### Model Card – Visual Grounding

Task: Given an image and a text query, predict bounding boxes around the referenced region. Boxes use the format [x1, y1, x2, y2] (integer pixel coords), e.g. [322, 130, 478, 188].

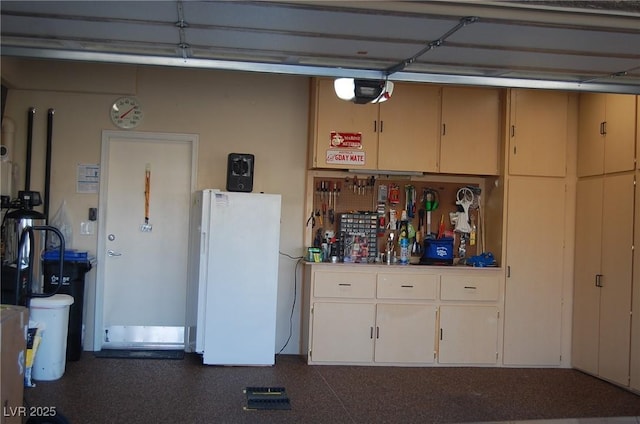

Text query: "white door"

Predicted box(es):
[95, 131, 197, 350]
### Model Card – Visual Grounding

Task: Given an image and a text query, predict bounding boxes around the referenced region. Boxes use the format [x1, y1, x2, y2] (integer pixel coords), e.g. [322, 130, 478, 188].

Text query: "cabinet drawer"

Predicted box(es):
[376, 273, 438, 300]
[313, 271, 376, 298]
[440, 274, 500, 301]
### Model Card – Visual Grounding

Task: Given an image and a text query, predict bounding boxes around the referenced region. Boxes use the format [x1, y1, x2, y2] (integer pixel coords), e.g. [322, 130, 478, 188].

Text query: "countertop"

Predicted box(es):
[303, 261, 502, 271]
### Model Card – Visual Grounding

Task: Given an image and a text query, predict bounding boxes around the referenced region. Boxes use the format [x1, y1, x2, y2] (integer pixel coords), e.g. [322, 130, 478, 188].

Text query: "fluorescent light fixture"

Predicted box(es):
[334, 78, 394, 104]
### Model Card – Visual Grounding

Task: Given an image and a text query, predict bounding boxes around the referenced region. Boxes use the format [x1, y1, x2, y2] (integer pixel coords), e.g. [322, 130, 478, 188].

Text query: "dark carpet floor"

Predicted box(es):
[23, 353, 640, 424]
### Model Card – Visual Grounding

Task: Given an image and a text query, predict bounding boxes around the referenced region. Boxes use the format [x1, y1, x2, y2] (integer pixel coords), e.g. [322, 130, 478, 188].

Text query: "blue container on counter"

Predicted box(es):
[421, 237, 454, 265]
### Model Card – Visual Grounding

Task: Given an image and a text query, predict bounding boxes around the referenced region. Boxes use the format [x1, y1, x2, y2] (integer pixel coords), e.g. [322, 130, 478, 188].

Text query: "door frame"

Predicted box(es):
[93, 130, 198, 350]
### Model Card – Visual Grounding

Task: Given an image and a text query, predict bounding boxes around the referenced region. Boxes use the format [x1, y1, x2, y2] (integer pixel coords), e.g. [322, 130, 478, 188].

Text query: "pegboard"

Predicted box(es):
[310, 176, 484, 261]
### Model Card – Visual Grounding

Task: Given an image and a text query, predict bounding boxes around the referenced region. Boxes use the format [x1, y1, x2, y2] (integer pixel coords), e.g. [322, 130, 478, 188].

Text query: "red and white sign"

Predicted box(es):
[326, 150, 366, 166]
[330, 131, 362, 149]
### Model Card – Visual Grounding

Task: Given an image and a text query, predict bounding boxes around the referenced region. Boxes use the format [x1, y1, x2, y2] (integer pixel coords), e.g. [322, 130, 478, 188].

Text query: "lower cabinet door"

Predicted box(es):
[374, 304, 437, 364]
[310, 302, 375, 363]
[438, 305, 499, 364]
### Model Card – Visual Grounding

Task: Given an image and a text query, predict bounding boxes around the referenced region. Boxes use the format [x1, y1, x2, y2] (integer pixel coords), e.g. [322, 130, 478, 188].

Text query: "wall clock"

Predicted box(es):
[110, 97, 143, 129]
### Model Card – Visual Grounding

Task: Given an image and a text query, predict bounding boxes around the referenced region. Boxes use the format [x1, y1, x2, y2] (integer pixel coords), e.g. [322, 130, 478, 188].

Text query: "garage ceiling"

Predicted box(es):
[1, 1, 640, 93]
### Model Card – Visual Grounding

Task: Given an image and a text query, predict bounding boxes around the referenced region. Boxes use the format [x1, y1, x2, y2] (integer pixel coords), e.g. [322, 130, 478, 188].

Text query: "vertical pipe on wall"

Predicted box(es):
[44, 109, 54, 220]
[25, 107, 35, 191]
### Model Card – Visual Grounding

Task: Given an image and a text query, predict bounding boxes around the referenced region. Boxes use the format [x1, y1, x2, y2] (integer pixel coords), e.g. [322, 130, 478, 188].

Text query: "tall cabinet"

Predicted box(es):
[572, 93, 637, 389]
[502, 89, 571, 366]
[633, 100, 640, 392]
[632, 165, 640, 392]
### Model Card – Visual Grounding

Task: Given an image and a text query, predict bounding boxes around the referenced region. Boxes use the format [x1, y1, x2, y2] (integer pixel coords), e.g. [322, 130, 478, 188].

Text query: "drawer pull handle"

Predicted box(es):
[464, 286, 477, 289]
[376, 326, 380, 339]
[401, 285, 414, 288]
[338, 283, 352, 286]
[370, 327, 374, 339]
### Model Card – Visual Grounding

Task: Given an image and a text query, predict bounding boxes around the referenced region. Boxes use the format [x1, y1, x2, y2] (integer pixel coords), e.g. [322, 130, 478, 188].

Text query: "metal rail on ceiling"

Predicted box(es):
[2, 46, 639, 94]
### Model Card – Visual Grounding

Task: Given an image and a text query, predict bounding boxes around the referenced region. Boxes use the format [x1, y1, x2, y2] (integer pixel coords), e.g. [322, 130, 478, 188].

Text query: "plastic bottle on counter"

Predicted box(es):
[399, 237, 409, 264]
[398, 217, 410, 265]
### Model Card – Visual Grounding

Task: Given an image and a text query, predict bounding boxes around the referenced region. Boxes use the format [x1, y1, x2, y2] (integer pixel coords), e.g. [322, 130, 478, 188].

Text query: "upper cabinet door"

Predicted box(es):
[508, 89, 568, 177]
[577, 93, 636, 177]
[377, 83, 440, 172]
[577, 93, 606, 177]
[603, 94, 636, 174]
[439, 86, 502, 175]
[309, 78, 379, 169]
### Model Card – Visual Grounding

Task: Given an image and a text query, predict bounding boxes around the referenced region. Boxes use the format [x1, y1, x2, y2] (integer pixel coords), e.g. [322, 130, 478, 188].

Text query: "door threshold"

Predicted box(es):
[103, 325, 184, 350]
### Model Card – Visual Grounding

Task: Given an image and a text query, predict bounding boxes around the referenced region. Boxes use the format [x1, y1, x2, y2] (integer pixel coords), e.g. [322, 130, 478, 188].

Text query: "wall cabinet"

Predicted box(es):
[572, 173, 634, 387]
[303, 264, 502, 366]
[439, 86, 501, 175]
[308, 78, 440, 172]
[508, 89, 569, 177]
[577, 93, 636, 177]
[503, 176, 566, 366]
[308, 79, 502, 175]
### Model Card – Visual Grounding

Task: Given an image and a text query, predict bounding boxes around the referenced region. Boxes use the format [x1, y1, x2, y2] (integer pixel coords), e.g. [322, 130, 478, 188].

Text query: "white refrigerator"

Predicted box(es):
[186, 189, 281, 365]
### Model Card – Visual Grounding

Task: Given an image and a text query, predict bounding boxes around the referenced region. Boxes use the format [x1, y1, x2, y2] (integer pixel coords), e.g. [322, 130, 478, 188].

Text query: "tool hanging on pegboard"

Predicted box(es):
[423, 188, 439, 239]
[388, 183, 400, 205]
[405, 185, 416, 218]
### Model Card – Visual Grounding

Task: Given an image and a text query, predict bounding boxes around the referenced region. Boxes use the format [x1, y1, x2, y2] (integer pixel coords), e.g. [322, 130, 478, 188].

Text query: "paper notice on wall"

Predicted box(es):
[77, 164, 100, 193]
[325, 150, 366, 166]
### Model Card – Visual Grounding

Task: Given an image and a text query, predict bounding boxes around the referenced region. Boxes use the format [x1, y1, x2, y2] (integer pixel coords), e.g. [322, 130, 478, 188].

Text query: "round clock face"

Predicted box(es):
[110, 97, 143, 129]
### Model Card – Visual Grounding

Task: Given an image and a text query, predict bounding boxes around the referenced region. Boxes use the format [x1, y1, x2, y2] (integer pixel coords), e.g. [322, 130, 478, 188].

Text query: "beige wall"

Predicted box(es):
[2, 58, 309, 353]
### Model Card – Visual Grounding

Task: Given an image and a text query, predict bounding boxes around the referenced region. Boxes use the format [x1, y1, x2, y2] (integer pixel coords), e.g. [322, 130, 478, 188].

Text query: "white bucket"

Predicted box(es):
[30, 294, 74, 381]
